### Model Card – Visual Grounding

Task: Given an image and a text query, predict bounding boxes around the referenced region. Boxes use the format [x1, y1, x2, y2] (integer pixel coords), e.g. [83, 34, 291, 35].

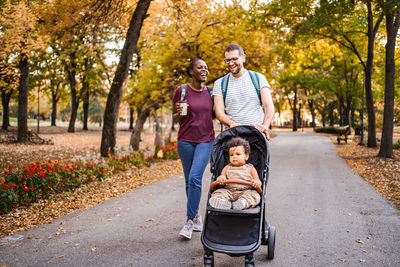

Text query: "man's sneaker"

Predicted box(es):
[232, 198, 247, 210]
[179, 220, 194, 239]
[193, 213, 203, 232]
[209, 197, 232, 209]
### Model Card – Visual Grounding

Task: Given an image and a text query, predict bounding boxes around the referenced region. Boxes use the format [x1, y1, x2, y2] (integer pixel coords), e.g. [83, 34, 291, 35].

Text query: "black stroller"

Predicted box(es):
[201, 125, 276, 266]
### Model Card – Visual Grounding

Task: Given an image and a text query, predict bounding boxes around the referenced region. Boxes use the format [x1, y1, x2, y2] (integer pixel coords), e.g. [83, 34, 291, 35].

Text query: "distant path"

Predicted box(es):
[1, 130, 399, 266]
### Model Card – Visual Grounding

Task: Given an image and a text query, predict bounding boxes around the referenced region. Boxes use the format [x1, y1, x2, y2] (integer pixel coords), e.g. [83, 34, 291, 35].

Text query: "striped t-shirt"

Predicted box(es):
[213, 69, 270, 126]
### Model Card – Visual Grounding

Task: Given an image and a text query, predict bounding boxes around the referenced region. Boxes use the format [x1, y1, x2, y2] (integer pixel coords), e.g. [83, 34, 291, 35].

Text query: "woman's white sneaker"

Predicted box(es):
[193, 214, 203, 232]
[179, 220, 194, 239]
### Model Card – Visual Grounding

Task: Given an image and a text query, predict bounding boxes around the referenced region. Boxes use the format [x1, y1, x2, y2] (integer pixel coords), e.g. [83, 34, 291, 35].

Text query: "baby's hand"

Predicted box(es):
[252, 179, 262, 190]
[216, 175, 226, 185]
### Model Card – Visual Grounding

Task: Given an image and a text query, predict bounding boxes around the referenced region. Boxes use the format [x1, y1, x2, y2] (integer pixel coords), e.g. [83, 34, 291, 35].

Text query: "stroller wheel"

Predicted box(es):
[245, 253, 255, 266]
[204, 250, 214, 267]
[267, 226, 276, 259]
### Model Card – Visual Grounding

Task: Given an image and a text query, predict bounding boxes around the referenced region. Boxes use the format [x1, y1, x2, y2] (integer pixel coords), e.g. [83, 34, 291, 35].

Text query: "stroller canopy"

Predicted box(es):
[210, 125, 270, 179]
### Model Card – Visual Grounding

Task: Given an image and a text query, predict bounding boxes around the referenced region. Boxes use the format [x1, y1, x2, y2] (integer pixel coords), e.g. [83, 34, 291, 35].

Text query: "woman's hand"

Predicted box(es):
[175, 102, 183, 115]
[216, 175, 227, 185]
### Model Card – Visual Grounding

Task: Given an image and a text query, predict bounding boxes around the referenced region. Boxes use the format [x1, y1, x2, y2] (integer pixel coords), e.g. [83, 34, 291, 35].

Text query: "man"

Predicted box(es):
[213, 44, 274, 137]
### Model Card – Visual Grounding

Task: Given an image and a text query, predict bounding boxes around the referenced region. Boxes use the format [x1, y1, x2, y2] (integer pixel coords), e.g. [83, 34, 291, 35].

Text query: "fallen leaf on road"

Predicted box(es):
[74, 243, 80, 247]
[91, 248, 96, 252]
[146, 218, 154, 222]
[356, 239, 364, 244]
[58, 255, 64, 258]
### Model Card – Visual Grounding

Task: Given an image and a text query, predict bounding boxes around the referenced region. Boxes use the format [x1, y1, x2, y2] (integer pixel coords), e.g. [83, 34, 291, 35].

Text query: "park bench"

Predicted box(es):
[337, 125, 350, 144]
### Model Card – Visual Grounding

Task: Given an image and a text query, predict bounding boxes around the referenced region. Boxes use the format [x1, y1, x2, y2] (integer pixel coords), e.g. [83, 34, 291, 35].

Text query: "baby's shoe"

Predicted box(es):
[209, 197, 231, 209]
[232, 198, 247, 210]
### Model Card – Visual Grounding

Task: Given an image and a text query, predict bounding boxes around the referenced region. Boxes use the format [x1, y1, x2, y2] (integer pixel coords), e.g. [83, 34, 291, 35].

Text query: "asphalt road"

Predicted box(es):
[1, 130, 399, 267]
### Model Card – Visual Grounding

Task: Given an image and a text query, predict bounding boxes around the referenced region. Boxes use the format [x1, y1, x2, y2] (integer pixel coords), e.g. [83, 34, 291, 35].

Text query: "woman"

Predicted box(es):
[172, 58, 214, 239]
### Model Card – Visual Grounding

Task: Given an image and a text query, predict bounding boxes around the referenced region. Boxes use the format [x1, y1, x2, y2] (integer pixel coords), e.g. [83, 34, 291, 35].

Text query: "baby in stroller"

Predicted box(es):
[209, 137, 262, 210]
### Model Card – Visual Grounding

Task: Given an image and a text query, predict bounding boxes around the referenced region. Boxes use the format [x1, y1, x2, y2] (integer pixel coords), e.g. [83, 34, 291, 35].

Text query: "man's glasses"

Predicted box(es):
[224, 57, 240, 64]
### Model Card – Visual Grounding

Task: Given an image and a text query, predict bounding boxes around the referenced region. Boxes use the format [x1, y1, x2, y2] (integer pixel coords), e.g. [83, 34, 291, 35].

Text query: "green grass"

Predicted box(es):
[1, 116, 37, 123]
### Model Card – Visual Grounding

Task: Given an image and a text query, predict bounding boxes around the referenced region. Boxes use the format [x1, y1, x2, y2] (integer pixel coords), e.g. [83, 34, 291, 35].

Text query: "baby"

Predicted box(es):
[209, 137, 261, 210]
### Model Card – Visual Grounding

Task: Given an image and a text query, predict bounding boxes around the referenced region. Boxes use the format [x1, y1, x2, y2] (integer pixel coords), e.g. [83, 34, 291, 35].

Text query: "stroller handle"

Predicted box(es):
[209, 179, 263, 193]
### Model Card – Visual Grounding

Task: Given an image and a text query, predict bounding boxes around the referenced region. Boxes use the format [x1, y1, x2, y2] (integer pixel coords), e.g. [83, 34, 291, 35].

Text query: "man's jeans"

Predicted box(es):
[177, 140, 213, 219]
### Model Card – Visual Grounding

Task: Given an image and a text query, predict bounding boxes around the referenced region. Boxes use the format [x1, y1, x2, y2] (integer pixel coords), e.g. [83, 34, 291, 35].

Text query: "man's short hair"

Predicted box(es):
[224, 43, 244, 56]
[226, 137, 250, 154]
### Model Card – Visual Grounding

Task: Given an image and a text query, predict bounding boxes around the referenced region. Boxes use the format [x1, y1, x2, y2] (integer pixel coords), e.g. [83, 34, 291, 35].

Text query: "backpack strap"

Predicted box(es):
[180, 84, 187, 102]
[248, 70, 261, 104]
[206, 86, 213, 97]
[221, 74, 230, 102]
[221, 71, 262, 104]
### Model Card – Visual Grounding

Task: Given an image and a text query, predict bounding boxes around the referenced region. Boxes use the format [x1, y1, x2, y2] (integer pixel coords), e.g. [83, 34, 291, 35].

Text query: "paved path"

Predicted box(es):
[1, 130, 399, 266]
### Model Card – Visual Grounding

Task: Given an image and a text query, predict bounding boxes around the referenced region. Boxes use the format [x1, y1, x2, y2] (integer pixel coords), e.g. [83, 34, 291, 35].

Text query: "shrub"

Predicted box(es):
[314, 126, 345, 134]
[394, 139, 400, 149]
[0, 160, 110, 215]
[161, 142, 179, 160]
[107, 151, 152, 171]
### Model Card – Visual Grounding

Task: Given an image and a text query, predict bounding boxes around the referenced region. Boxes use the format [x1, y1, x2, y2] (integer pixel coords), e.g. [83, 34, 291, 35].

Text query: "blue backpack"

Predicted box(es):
[220, 70, 262, 104]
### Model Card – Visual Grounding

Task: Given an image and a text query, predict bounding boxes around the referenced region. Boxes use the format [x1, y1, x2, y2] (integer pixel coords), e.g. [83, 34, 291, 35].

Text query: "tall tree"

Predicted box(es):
[100, 0, 152, 156]
[266, 0, 384, 146]
[0, 61, 18, 130]
[378, 2, 400, 158]
[0, 1, 46, 141]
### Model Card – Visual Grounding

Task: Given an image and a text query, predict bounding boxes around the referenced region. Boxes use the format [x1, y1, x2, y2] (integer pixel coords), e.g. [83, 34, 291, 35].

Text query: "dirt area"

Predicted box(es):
[0, 126, 182, 238]
[331, 134, 400, 210]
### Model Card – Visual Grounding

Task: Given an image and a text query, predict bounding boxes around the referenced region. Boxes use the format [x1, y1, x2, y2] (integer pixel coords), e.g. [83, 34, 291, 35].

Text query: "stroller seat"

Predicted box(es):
[201, 125, 276, 266]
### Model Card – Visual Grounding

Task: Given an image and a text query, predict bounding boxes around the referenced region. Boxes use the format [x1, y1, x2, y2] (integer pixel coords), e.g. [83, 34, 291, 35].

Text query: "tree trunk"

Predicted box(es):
[308, 99, 316, 127]
[129, 107, 134, 130]
[129, 102, 158, 151]
[379, 9, 399, 158]
[51, 82, 61, 127]
[100, 0, 152, 156]
[153, 113, 163, 157]
[82, 57, 90, 131]
[1, 89, 12, 130]
[328, 102, 335, 126]
[67, 51, 78, 133]
[17, 54, 29, 142]
[345, 94, 352, 131]
[82, 88, 89, 130]
[364, 2, 381, 147]
[297, 104, 302, 129]
[292, 90, 298, 131]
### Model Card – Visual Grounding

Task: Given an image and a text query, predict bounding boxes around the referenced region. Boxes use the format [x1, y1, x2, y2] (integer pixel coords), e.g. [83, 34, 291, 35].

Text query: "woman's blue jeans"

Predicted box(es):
[178, 140, 213, 219]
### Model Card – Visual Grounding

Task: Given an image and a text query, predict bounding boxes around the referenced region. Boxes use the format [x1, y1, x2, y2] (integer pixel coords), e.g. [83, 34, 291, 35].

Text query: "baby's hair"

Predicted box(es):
[226, 137, 250, 154]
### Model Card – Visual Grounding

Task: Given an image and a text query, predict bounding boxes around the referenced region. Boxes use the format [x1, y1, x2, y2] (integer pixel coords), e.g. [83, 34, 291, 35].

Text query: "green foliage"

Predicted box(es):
[107, 151, 152, 171]
[161, 141, 179, 160]
[393, 139, 400, 150]
[314, 126, 346, 134]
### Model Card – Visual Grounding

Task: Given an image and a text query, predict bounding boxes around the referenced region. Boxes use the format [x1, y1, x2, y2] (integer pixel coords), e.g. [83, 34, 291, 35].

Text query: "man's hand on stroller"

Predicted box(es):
[216, 175, 227, 185]
[251, 124, 270, 140]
